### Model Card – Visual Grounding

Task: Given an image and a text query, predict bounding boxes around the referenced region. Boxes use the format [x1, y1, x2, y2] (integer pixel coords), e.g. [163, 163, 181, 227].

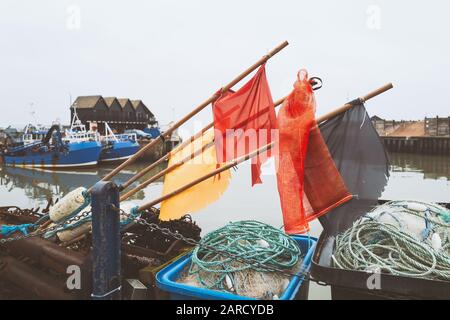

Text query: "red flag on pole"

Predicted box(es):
[276, 70, 351, 234]
[213, 65, 277, 186]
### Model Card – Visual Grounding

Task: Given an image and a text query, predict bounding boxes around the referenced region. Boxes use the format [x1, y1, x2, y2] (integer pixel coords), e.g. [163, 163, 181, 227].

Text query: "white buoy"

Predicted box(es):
[49, 187, 88, 222]
[57, 222, 92, 243]
[431, 233, 442, 251]
[406, 202, 428, 212]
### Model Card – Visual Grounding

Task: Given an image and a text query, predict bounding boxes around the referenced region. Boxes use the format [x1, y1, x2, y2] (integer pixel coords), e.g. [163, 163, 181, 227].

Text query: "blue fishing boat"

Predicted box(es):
[99, 123, 140, 163]
[1, 125, 102, 168]
[65, 111, 140, 164]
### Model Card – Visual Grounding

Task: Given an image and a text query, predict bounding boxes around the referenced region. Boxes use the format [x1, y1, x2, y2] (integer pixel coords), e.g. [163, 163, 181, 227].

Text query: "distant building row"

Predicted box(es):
[371, 115, 450, 137]
[70, 96, 157, 133]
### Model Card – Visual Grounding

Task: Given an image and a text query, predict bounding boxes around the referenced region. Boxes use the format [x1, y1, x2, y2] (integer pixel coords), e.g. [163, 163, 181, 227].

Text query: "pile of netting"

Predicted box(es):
[178, 220, 303, 299]
[332, 200, 450, 281]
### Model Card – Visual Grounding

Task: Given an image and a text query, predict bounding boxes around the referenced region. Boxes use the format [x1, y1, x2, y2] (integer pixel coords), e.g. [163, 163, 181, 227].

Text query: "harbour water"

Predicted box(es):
[0, 152, 449, 299]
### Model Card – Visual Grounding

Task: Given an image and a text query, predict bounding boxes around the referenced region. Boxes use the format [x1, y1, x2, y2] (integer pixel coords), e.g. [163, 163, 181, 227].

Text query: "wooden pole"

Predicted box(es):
[119, 96, 286, 196]
[316, 83, 393, 124]
[120, 83, 392, 200]
[136, 143, 273, 212]
[120, 139, 215, 201]
[134, 82, 394, 212]
[119, 122, 214, 191]
[90, 41, 289, 192]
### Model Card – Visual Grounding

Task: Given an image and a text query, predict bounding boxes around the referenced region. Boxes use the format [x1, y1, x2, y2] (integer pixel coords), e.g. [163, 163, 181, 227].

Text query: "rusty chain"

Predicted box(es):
[0, 205, 328, 287]
[0, 209, 92, 244]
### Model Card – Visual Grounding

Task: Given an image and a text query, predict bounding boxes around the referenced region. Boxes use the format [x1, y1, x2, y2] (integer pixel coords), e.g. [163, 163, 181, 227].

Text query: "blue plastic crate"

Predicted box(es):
[156, 235, 317, 300]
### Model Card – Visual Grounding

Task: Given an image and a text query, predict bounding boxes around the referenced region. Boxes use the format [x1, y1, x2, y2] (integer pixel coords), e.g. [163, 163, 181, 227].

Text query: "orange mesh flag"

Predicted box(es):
[213, 65, 277, 186]
[159, 128, 231, 221]
[276, 70, 352, 234]
[276, 70, 316, 234]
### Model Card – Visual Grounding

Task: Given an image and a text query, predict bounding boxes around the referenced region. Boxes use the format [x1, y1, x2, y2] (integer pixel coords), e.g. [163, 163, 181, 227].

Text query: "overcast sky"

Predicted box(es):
[1, 0, 449, 131]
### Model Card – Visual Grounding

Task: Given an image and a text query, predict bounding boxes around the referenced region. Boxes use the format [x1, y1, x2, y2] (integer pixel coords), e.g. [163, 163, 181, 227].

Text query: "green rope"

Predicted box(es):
[332, 201, 450, 281]
[188, 220, 301, 292]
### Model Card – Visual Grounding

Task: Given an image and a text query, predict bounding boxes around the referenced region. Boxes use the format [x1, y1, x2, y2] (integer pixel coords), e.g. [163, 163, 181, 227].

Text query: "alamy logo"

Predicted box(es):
[66, 5, 81, 31]
[366, 266, 381, 290]
[366, 5, 381, 31]
[66, 265, 81, 290]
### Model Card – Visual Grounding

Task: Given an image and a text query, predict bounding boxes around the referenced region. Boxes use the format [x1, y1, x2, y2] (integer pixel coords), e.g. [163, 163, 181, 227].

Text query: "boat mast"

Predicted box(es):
[104, 122, 118, 142]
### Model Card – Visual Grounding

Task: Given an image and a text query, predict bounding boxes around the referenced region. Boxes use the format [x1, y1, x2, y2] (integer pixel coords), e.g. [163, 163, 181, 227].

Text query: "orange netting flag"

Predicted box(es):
[276, 70, 351, 234]
[213, 65, 277, 186]
[159, 128, 231, 221]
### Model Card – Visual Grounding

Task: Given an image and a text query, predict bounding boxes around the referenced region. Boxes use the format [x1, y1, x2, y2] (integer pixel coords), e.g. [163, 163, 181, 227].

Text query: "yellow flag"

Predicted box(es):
[159, 129, 231, 221]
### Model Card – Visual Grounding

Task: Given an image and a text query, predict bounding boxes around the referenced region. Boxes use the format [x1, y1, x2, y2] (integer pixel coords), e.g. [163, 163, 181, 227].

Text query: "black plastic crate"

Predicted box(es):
[311, 200, 450, 300]
[310, 231, 450, 300]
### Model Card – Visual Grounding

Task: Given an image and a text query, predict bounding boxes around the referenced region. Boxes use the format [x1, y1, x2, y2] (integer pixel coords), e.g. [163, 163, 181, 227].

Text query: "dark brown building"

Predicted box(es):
[131, 100, 156, 125]
[70, 95, 157, 133]
[104, 97, 122, 123]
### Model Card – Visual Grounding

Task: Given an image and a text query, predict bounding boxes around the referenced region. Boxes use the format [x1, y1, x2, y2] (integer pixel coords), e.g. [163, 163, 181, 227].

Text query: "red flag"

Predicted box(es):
[276, 70, 351, 234]
[213, 65, 277, 185]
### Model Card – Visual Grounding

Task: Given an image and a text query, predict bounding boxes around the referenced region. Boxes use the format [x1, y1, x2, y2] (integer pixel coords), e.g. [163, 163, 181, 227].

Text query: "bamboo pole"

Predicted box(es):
[120, 83, 392, 200]
[134, 82, 394, 212]
[120, 139, 215, 201]
[119, 122, 214, 191]
[89, 41, 289, 192]
[316, 83, 393, 124]
[136, 143, 273, 212]
[119, 96, 286, 198]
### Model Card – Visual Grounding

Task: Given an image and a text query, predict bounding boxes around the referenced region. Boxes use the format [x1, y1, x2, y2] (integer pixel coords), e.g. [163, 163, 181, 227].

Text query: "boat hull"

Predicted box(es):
[2, 141, 102, 169]
[99, 141, 140, 163]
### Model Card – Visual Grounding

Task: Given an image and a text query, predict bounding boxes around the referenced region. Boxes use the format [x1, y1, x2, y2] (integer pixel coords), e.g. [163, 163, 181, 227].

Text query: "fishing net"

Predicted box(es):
[178, 220, 303, 299]
[276, 70, 316, 234]
[332, 201, 450, 281]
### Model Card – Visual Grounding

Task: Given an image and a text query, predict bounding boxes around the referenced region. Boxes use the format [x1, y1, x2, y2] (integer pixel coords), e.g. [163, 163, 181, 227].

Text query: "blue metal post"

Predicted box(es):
[91, 181, 121, 300]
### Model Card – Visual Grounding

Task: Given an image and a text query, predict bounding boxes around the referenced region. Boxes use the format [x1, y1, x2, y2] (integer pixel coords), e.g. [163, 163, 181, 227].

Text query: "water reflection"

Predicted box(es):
[0, 163, 166, 207]
[389, 152, 450, 180]
[381, 152, 450, 204]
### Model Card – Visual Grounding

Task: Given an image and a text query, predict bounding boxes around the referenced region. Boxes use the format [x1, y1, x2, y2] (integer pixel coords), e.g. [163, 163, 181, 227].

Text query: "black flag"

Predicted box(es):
[318, 101, 390, 235]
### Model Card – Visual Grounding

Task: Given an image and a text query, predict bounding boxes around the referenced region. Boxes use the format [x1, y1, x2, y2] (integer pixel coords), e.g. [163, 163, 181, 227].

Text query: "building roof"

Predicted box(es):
[131, 99, 154, 117]
[117, 98, 132, 109]
[371, 115, 384, 121]
[71, 96, 155, 119]
[103, 97, 118, 107]
[131, 100, 143, 110]
[72, 95, 103, 109]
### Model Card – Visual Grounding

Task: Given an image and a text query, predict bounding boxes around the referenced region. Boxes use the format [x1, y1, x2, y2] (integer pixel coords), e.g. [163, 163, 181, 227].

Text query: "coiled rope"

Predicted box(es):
[188, 220, 301, 294]
[332, 201, 450, 281]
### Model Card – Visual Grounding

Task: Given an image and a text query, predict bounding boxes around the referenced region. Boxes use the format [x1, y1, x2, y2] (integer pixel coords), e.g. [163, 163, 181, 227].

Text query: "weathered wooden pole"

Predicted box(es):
[90, 41, 290, 192]
[134, 83, 394, 212]
[121, 83, 393, 202]
[119, 96, 287, 192]
[315, 83, 393, 123]
[136, 143, 273, 212]
[119, 97, 286, 200]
